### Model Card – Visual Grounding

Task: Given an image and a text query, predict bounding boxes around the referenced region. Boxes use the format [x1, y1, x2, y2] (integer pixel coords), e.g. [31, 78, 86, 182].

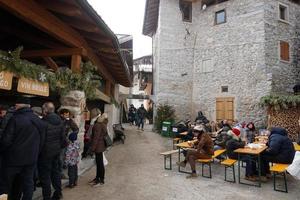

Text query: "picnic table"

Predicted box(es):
[293, 142, 300, 151]
[234, 145, 267, 187]
[175, 140, 196, 173]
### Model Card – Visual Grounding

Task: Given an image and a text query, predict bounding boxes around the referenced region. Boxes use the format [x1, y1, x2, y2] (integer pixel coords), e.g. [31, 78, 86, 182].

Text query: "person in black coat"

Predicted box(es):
[0, 98, 46, 199]
[38, 102, 66, 200]
[260, 127, 295, 178]
[226, 128, 257, 181]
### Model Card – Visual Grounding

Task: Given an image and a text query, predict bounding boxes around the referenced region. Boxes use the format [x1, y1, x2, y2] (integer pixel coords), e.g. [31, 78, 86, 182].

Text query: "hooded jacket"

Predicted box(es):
[0, 107, 46, 166]
[265, 127, 295, 163]
[225, 131, 245, 160]
[40, 113, 65, 159]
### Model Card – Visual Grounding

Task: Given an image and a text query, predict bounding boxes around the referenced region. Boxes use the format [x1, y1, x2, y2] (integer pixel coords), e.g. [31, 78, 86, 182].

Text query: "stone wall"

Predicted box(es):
[191, 0, 271, 125]
[264, 0, 300, 94]
[152, 0, 300, 126]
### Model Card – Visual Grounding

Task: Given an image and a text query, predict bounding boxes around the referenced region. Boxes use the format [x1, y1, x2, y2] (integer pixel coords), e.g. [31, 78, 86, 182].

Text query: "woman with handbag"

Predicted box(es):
[89, 113, 109, 187]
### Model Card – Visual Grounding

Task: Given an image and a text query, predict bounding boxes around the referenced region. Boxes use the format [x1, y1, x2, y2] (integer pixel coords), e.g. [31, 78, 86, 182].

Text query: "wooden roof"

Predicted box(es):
[143, 0, 160, 36]
[0, 0, 132, 87]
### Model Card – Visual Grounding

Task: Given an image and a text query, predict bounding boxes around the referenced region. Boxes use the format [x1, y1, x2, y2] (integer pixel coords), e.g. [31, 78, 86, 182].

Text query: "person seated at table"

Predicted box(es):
[260, 127, 295, 181]
[245, 122, 257, 143]
[226, 128, 257, 181]
[214, 126, 231, 150]
[176, 126, 214, 179]
[220, 119, 232, 130]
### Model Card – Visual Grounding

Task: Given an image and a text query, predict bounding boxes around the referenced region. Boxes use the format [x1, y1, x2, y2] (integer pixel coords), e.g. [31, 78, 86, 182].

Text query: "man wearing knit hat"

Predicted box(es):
[0, 96, 46, 199]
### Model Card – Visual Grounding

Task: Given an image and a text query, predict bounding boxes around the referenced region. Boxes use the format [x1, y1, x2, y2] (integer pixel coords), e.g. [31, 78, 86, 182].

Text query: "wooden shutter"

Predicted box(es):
[280, 41, 290, 61]
[216, 97, 234, 123]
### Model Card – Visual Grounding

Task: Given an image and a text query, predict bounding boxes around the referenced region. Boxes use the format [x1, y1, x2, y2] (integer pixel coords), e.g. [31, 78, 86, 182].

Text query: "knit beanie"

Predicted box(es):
[68, 132, 77, 142]
[232, 127, 241, 137]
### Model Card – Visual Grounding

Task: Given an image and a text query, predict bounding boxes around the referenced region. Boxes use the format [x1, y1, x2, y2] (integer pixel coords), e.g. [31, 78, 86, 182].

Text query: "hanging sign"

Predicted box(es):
[0, 71, 13, 90]
[17, 77, 49, 97]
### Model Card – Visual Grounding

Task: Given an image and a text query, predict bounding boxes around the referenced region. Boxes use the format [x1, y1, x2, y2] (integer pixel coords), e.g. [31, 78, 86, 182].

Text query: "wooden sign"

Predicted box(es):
[0, 71, 13, 90]
[17, 77, 49, 96]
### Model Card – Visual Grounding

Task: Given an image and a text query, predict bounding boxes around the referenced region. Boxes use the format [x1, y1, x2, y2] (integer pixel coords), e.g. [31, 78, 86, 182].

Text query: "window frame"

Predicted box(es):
[278, 2, 289, 23]
[279, 40, 290, 63]
[179, 0, 192, 23]
[215, 9, 226, 25]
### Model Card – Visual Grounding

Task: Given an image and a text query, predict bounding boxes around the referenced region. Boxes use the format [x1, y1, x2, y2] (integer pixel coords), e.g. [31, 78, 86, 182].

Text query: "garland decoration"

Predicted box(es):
[260, 95, 300, 110]
[0, 47, 102, 99]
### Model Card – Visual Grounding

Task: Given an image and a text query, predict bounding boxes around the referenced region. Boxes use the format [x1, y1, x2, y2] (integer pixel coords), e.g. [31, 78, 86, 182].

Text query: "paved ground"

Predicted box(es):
[62, 124, 300, 200]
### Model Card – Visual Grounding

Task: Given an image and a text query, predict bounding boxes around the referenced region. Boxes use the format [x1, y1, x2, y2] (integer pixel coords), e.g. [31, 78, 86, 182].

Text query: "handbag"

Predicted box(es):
[104, 134, 113, 147]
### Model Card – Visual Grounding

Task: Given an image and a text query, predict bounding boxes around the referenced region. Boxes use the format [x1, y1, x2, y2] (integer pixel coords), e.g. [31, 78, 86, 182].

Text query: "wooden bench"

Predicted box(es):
[221, 159, 237, 183]
[196, 149, 227, 178]
[160, 149, 179, 170]
[270, 163, 290, 193]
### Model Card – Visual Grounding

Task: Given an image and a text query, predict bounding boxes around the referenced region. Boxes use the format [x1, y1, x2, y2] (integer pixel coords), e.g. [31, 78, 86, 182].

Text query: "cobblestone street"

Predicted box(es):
[61, 125, 300, 200]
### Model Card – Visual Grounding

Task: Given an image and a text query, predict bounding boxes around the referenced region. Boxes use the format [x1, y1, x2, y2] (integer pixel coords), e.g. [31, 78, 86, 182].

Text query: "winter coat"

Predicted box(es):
[91, 119, 108, 153]
[215, 131, 231, 148]
[63, 118, 79, 137]
[195, 111, 209, 124]
[0, 107, 46, 166]
[245, 128, 256, 143]
[0, 107, 15, 140]
[40, 113, 66, 159]
[194, 133, 214, 155]
[226, 138, 245, 160]
[137, 107, 147, 119]
[265, 127, 295, 164]
[64, 141, 80, 166]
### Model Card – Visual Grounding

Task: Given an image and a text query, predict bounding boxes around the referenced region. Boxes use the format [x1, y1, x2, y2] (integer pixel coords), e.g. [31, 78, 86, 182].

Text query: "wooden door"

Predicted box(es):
[216, 97, 234, 123]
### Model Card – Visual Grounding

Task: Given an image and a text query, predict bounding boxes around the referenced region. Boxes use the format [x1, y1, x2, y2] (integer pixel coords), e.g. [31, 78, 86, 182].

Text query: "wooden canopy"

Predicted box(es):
[0, 0, 132, 97]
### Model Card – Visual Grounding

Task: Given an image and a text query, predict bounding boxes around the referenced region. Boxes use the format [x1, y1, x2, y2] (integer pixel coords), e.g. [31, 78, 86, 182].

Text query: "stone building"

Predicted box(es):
[129, 55, 153, 110]
[143, 0, 300, 126]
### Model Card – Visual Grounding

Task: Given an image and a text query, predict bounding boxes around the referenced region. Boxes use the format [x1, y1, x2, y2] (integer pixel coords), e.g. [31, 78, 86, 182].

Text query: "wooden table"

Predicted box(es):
[294, 142, 300, 151]
[234, 146, 267, 187]
[179, 131, 188, 136]
[175, 140, 196, 173]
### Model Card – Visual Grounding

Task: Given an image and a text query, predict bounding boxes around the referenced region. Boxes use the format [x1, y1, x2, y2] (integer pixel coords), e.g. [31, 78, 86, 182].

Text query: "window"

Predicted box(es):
[279, 3, 289, 22]
[221, 86, 228, 93]
[280, 41, 290, 62]
[215, 10, 226, 25]
[179, 0, 192, 22]
[198, 59, 213, 73]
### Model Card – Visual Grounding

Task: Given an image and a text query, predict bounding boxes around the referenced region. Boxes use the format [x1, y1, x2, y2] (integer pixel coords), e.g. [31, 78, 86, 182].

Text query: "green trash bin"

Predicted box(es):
[161, 121, 171, 137]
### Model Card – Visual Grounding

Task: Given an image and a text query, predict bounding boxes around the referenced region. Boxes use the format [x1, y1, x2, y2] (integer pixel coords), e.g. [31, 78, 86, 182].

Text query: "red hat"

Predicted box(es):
[232, 128, 241, 137]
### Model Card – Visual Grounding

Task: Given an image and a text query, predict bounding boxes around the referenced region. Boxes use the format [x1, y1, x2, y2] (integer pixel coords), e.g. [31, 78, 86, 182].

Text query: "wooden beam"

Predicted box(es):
[71, 54, 81, 73]
[21, 48, 87, 58]
[0, 0, 116, 83]
[0, 0, 88, 47]
[0, 25, 64, 49]
[39, 0, 82, 17]
[61, 17, 100, 33]
[105, 81, 111, 96]
[43, 57, 58, 71]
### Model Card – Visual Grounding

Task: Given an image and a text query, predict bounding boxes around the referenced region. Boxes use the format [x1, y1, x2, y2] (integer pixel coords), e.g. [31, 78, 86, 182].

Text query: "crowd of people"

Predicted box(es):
[128, 104, 147, 131]
[0, 98, 109, 200]
[176, 112, 297, 181]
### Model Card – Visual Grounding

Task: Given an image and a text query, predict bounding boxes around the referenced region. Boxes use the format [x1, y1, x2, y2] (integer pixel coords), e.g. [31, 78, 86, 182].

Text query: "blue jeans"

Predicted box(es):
[68, 165, 78, 186]
[138, 118, 144, 129]
[241, 155, 257, 177]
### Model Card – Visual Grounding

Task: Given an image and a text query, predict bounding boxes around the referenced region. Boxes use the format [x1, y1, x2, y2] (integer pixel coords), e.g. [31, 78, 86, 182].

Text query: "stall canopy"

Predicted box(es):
[0, 0, 132, 98]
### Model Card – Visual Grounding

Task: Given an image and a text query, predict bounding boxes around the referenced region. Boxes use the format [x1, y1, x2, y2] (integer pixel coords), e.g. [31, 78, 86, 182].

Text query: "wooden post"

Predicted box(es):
[105, 80, 111, 97]
[71, 54, 81, 73]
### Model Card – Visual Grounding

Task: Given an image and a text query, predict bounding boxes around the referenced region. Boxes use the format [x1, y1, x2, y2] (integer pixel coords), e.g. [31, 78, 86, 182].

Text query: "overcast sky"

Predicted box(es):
[88, 0, 152, 59]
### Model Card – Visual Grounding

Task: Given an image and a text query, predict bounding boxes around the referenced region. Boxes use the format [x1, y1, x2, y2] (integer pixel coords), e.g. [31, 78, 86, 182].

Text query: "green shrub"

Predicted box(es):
[154, 104, 176, 131]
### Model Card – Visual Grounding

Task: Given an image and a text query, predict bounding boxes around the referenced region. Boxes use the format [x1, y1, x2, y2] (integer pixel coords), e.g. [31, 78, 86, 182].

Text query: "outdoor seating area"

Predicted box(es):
[160, 119, 300, 194]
